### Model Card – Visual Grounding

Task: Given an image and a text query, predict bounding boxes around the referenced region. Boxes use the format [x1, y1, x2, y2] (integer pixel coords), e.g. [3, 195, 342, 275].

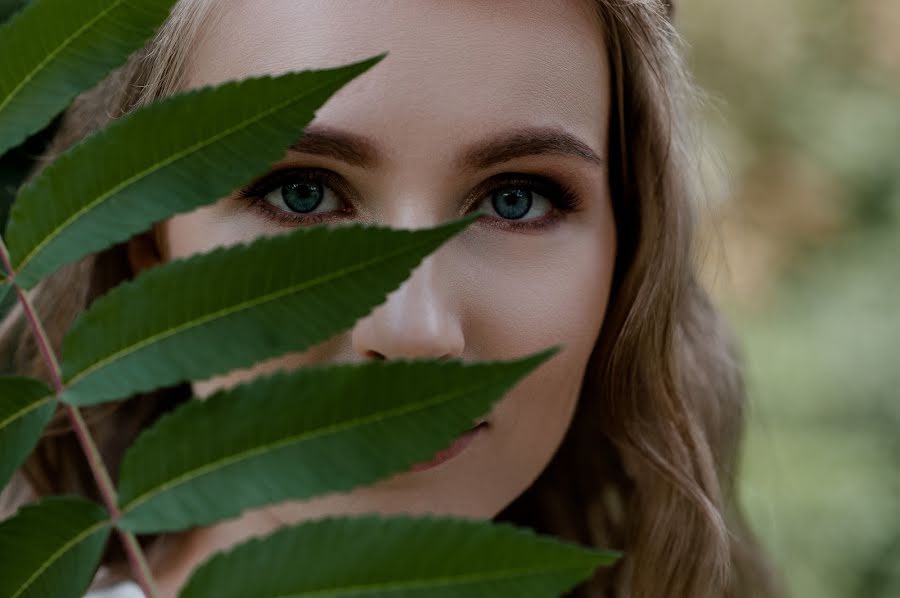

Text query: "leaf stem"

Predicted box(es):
[13, 284, 63, 388]
[0, 236, 161, 598]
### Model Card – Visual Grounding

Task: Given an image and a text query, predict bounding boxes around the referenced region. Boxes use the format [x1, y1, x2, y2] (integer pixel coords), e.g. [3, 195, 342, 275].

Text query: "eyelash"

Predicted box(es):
[236, 167, 584, 232]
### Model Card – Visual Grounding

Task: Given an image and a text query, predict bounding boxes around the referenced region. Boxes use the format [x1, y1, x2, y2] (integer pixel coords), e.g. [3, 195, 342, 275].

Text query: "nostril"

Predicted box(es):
[364, 349, 386, 361]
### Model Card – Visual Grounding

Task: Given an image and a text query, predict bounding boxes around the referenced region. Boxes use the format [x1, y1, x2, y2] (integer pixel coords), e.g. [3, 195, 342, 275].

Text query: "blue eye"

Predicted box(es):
[239, 168, 582, 231]
[493, 188, 532, 219]
[481, 181, 564, 222]
[485, 186, 551, 221]
[279, 181, 324, 213]
[262, 176, 343, 217]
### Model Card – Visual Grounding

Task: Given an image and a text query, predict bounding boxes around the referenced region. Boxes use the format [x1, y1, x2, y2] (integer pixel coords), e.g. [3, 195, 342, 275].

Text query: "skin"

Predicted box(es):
[125, 1, 615, 593]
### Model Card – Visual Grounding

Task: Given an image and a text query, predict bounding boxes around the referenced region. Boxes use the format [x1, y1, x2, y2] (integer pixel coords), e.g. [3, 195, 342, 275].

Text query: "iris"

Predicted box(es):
[281, 181, 324, 213]
[492, 187, 532, 220]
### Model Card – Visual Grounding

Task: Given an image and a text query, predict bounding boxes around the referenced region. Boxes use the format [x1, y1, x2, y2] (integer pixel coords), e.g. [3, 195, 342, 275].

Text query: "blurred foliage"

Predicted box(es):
[681, 0, 900, 596]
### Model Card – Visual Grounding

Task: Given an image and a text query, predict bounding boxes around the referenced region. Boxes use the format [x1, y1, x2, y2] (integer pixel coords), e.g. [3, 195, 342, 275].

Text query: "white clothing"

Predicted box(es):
[84, 581, 144, 598]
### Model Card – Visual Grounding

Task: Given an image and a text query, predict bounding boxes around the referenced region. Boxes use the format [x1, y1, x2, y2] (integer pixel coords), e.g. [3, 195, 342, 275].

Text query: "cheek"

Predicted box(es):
[457, 217, 615, 464]
[161, 199, 277, 260]
[461, 217, 615, 363]
[192, 355, 288, 399]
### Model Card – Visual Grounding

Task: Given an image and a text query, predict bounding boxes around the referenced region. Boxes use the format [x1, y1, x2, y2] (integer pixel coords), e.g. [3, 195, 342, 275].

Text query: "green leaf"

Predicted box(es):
[0, 496, 111, 598]
[60, 216, 477, 406]
[4, 54, 385, 288]
[0, 376, 54, 488]
[116, 347, 557, 533]
[180, 514, 619, 598]
[0, 0, 178, 157]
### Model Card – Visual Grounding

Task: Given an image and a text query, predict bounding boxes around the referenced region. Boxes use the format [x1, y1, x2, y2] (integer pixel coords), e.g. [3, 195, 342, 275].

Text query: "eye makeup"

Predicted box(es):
[236, 167, 354, 228]
[234, 166, 586, 233]
[470, 172, 584, 233]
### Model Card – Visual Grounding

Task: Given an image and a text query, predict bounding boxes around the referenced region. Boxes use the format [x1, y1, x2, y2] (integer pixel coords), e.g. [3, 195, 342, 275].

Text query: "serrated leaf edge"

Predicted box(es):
[65, 221, 469, 390]
[183, 513, 618, 597]
[13, 66, 354, 275]
[267, 564, 605, 597]
[119, 372, 514, 517]
[0, 0, 125, 117]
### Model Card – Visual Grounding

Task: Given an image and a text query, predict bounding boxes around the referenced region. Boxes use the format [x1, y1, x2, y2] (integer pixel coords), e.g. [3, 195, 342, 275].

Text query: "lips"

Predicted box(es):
[407, 420, 489, 472]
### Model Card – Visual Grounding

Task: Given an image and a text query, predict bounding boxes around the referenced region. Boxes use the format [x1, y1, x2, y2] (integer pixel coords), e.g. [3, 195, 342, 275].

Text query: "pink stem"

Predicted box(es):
[0, 239, 160, 598]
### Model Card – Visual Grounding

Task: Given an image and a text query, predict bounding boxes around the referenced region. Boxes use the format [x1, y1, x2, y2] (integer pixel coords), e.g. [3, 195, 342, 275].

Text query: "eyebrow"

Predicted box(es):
[288, 125, 379, 168]
[288, 125, 605, 169]
[458, 126, 605, 169]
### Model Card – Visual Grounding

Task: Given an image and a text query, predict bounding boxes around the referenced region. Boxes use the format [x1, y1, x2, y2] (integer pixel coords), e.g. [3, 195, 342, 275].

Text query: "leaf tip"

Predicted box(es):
[330, 50, 390, 84]
[432, 212, 482, 238]
[517, 344, 562, 372]
[592, 548, 624, 567]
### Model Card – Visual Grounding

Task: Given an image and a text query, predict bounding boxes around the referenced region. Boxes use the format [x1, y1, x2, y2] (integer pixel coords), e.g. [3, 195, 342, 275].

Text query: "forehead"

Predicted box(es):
[184, 0, 610, 159]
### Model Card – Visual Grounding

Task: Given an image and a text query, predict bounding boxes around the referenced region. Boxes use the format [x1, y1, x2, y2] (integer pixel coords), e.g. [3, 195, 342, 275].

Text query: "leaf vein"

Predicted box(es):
[67, 235, 425, 388]
[120, 381, 485, 515]
[0, 395, 54, 431]
[14, 70, 343, 274]
[0, 0, 125, 116]
[10, 519, 108, 598]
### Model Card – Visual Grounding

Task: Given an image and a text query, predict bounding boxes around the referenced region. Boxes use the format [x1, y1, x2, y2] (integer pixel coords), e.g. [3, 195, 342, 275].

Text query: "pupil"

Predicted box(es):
[492, 188, 532, 220]
[282, 181, 323, 213]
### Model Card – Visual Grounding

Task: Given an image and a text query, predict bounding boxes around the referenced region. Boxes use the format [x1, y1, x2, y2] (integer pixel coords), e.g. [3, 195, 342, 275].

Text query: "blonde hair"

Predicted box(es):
[0, 1, 785, 596]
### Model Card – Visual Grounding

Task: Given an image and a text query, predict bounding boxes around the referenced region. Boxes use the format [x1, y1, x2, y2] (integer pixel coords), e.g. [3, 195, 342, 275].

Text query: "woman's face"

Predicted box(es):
[142, 0, 615, 525]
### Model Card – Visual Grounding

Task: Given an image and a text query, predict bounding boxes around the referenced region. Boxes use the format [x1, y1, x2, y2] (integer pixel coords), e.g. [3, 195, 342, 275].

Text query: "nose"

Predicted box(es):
[350, 251, 465, 361]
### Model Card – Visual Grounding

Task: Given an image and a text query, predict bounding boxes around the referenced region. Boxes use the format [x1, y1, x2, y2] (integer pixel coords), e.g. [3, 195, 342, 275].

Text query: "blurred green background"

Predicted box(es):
[1, 1, 897, 595]
[680, 0, 900, 596]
